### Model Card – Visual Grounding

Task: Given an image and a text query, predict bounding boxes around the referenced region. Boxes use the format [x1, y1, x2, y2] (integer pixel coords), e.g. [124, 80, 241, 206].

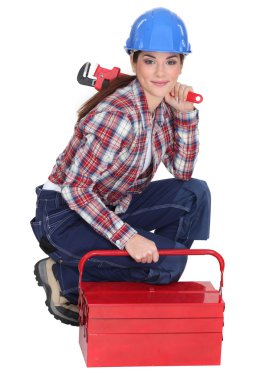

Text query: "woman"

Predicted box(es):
[31, 7, 211, 326]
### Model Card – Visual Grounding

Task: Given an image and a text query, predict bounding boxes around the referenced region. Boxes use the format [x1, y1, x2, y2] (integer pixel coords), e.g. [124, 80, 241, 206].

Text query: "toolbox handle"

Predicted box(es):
[78, 249, 225, 293]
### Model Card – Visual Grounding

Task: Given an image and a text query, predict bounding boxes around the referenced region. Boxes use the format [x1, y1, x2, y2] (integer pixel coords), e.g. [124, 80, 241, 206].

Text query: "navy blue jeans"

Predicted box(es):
[30, 178, 211, 304]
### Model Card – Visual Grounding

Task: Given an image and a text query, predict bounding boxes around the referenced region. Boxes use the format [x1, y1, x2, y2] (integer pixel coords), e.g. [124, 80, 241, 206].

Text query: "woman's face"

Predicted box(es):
[131, 51, 183, 111]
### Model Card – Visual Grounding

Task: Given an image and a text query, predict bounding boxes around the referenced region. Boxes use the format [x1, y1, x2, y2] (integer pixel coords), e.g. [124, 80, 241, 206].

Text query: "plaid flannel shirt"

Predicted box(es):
[49, 79, 199, 249]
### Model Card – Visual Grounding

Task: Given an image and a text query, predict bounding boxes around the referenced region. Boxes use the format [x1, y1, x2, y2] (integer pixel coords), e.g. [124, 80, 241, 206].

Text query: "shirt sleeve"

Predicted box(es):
[162, 107, 199, 180]
[60, 111, 138, 250]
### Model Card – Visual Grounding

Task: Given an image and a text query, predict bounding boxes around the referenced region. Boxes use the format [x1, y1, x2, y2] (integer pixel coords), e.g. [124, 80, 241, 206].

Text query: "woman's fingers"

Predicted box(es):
[125, 234, 159, 264]
[173, 83, 193, 102]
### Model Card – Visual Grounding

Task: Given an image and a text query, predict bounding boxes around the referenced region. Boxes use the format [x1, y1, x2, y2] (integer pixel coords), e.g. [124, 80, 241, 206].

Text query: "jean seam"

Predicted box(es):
[45, 231, 81, 260]
[89, 258, 129, 269]
[43, 201, 81, 260]
[121, 203, 190, 219]
[175, 215, 184, 241]
[47, 208, 70, 219]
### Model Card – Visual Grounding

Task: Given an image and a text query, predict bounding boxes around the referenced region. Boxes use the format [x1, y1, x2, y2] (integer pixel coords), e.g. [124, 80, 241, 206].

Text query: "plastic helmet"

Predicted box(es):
[125, 7, 191, 54]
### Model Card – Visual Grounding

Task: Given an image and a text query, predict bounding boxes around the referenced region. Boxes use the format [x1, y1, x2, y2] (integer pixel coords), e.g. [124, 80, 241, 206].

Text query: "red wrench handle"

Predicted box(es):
[186, 91, 203, 104]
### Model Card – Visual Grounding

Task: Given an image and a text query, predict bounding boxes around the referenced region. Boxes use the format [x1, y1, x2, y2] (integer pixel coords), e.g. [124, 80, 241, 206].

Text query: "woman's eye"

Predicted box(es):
[167, 60, 177, 65]
[144, 59, 155, 65]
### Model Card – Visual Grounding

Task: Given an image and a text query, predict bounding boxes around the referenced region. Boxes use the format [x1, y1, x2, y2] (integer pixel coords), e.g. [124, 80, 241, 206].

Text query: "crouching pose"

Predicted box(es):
[31, 8, 211, 326]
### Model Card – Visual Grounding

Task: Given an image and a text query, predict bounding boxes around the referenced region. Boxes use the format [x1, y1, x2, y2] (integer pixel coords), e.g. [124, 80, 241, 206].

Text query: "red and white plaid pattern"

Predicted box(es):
[49, 79, 199, 249]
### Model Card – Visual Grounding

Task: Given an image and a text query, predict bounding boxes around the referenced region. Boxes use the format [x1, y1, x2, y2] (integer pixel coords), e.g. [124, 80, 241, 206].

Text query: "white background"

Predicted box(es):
[1, 0, 252, 378]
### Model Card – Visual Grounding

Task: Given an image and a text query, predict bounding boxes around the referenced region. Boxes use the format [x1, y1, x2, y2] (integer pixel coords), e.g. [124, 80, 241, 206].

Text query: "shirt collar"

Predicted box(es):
[131, 79, 149, 117]
[131, 79, 169, 127]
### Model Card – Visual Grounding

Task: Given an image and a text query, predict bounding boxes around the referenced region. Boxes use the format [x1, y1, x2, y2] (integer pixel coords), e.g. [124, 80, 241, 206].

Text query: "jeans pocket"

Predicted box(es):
[30, 217, 43, 242]
[46, 207, 75, 234]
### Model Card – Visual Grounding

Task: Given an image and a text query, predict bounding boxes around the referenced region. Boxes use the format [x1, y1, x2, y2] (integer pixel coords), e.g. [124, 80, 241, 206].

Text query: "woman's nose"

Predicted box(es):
[155, 63, 166, 77]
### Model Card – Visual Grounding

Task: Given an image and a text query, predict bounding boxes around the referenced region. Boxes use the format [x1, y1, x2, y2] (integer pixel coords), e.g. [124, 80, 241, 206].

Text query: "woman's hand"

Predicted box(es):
[125, 234, 159, 263]
[165, 82, 195, 112]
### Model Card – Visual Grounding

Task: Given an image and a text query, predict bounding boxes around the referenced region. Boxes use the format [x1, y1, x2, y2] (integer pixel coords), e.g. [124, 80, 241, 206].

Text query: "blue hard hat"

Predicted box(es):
[125, 8, 191, 54]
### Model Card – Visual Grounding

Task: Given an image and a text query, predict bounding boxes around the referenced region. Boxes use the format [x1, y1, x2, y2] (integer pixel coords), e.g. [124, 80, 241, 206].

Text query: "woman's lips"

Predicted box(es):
[151, 81, 169, 87]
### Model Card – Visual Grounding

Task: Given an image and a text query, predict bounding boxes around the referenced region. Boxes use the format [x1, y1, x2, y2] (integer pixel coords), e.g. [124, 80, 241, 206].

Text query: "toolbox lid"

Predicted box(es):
[80, 281, 224, 319]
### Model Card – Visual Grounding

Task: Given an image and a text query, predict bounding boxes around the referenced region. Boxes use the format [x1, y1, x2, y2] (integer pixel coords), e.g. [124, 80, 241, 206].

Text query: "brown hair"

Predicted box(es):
[77, 74, 136, 122]
[77, 52, 184, 122]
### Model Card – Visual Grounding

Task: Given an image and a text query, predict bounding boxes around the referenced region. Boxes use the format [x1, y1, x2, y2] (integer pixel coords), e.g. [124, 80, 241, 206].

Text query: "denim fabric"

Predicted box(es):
[30, 178, 211, 304]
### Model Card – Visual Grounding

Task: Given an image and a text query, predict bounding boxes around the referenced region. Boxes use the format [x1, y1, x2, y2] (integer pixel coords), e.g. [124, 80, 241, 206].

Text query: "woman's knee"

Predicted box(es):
[170, 254, 188, 280]
[171, 254, 188, 281]
[187, 178, 210, 192]
[185, 178, 211, 206]
[153, 254, 188, 284]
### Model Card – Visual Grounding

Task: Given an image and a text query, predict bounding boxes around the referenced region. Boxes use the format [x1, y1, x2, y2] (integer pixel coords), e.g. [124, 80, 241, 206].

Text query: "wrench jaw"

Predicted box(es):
[77, 62, 123, 91]
[77, 62, 96, 87]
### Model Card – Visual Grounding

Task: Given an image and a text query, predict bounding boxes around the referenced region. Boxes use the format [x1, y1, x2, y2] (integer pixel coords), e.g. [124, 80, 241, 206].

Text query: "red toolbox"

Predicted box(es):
[78, 249, 225, 367]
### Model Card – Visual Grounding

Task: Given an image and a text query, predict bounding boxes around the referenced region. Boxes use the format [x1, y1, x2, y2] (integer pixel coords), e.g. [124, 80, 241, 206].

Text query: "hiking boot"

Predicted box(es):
[34, 258, 79, 326]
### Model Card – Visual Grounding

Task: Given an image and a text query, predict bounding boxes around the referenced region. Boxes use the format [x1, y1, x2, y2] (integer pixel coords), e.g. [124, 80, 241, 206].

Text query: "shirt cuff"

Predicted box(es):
[172, 108, 199, 127]
[110, 223, 138, 250]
